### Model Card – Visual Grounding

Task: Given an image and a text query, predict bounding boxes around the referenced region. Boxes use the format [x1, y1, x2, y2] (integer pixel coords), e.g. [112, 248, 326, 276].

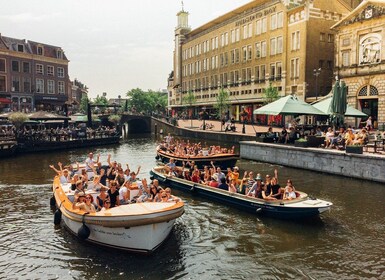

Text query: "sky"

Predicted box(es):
[0, 0, 251, 98]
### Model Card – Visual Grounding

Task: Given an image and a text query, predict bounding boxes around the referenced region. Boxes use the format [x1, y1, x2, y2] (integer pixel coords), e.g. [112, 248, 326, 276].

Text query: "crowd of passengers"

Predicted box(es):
[50, 152, 180, 213]
[18, 125, 117, 142]
[163, 159, 296, 201]
[264, 125, 383, 149]
[159, 133, 235, 156]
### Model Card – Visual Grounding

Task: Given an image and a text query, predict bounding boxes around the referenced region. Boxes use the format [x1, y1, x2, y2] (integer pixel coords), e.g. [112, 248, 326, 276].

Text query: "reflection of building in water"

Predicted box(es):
[332, 1, 385, 128]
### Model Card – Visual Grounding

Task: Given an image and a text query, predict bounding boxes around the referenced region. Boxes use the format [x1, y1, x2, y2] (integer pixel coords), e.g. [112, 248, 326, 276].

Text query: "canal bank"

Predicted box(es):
[240, 141, 385, 183]
[152, 117, 385, 183]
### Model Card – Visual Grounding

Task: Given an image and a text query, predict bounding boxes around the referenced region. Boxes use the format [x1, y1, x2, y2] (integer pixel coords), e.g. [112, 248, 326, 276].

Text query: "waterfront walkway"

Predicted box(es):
[175, 118, 385, 156]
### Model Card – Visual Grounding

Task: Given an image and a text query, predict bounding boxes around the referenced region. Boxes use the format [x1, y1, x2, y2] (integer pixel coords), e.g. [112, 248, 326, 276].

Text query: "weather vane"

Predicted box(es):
[181, 1, 184, 11]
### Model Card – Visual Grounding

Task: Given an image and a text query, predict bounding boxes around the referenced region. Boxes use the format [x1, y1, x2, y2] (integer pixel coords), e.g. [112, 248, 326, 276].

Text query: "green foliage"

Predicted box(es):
[214, 87, 230, 119]
[93, 94, 109, 106]
[8, 112, 29, 129]
[126, 88, 167, 115]
[80, 95, 90, 114]
[263, 83, 279, 105]
[183, 90, 196, 107]
[108, 114, 121, 124]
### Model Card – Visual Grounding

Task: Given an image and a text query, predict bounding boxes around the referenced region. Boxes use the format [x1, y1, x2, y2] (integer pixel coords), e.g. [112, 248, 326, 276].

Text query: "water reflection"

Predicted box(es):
[0, 134, 384, 279]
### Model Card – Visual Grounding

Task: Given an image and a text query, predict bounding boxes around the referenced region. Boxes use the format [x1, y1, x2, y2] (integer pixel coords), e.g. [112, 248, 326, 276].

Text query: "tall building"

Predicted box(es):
[168, 0, 360, 124]
[0, 34, 70, 113]
[332, 0, 385, 127]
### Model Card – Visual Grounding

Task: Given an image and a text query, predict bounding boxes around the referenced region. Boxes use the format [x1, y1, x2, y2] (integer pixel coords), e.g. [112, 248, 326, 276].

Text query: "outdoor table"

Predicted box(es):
[372, 139, 385, 153]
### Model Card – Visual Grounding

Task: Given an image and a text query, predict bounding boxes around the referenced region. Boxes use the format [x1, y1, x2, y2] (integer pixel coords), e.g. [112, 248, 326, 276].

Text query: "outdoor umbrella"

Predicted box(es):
[330, 81, 348, 128]
[27, 111, 70, 121]
[70, 113, 88, 122]
[312, 95, 367, 117]
[253, 95, 327, 116]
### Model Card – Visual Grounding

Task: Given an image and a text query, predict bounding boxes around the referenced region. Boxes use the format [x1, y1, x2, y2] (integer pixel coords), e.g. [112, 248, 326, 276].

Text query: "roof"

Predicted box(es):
[331, 0, 385, 29]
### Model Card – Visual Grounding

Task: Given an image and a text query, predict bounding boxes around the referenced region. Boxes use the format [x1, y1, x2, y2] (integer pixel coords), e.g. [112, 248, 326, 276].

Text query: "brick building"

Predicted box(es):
[168, 0, 362, 124]
[0, 34, 70, 113]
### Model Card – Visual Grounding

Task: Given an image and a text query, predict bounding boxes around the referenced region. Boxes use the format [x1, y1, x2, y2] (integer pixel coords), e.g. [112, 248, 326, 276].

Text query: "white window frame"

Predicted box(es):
[47, 80, 55, 94]
[58, 81, 65, 94]
[36, 78, 44, 93]
[57, 67, 65, 78]
[36, 64, 44, 75]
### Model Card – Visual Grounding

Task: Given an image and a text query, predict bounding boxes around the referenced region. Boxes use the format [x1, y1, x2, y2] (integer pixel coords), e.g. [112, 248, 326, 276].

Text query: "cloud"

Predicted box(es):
[0, 12, 61, 23]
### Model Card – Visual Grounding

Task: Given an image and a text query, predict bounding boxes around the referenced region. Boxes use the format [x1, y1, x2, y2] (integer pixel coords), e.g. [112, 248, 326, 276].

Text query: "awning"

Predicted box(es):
[0, 98, 12, 104]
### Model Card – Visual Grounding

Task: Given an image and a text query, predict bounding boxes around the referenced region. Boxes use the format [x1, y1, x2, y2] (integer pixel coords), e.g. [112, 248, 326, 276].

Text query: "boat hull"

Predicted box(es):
[52, 177, 184, 254]
[62, 215, 176, 253]
[150, 168, 332, 220]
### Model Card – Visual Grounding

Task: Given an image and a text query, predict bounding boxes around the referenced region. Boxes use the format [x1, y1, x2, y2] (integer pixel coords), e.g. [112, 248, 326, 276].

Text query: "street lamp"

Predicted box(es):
[313, 68, 322, 100]
[240, 106, 247, 134]
[202, 106, 206, 130]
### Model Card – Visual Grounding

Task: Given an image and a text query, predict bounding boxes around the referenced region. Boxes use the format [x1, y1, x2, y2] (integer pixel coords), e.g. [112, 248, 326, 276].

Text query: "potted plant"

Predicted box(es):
[345, 144, 363, 154]
[294, 138, 308, 148]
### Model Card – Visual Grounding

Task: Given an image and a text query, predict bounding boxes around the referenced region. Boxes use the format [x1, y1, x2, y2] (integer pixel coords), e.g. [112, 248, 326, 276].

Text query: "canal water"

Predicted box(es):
[0, 134, 384, 279]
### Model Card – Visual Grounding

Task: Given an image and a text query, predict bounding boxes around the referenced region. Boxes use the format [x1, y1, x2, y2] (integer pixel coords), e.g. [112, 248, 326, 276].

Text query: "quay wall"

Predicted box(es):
[151, 118, 255, 144]
[240, 141, 385, 183]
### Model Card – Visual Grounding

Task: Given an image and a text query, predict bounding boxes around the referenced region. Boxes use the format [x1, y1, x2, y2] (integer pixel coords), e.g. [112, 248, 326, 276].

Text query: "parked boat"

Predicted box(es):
[150, 166, 332, 220]
[156, 145, 239, 169]
[0, 140, 17, 158]
[51, 176, 184, 253]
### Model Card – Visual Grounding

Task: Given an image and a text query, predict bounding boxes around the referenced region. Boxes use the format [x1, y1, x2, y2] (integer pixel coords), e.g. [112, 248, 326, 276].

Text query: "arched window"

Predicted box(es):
[358, 85, 378, 97]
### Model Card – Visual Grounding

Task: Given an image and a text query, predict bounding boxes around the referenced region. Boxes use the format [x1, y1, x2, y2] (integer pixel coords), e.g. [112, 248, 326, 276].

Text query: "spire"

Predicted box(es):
[181, 1, 184, 12]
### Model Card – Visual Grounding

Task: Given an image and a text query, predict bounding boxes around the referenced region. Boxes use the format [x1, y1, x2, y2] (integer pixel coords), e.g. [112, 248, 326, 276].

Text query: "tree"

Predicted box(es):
[263, 83, 279, 105]
[8, 112, 29, 129]
[126, 88, 167, 115]
[183, 90, 196, 128]
[93, 94, 109, 113]
[214, 87, 230, 131]
[80, 95, 90, 114]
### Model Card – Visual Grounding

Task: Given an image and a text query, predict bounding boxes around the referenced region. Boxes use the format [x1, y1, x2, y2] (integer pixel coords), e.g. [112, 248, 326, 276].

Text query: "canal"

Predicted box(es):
[0, 134, 384, 279]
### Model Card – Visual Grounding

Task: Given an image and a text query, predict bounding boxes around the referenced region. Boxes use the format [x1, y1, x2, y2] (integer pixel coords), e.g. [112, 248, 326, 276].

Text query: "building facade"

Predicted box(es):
[169, 0, 361, 124]
[332, 0, 385, 128]
[0, 34, 70, 113]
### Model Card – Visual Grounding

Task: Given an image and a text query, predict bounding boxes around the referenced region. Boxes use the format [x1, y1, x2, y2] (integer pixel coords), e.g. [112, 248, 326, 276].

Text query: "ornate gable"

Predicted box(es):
[342, 4, 385, 25]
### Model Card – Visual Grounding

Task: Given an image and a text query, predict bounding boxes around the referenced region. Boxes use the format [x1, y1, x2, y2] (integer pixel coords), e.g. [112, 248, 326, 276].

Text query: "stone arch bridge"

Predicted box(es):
[119, 113, 151, 133]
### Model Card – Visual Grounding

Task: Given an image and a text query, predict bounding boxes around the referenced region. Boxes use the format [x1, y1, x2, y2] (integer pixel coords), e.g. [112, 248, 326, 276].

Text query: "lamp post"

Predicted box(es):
[241, 106, 247, 134]
[313, 68, 322, 100]
[118, 95, 121, 113]
[202, 106, 206, 130]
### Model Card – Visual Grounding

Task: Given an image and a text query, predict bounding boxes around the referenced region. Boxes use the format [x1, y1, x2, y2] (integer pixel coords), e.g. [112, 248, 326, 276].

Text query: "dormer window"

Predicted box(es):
[56, 49, 63, 59]
[17, 44, 24, 52]
[37, 46, 44, 55]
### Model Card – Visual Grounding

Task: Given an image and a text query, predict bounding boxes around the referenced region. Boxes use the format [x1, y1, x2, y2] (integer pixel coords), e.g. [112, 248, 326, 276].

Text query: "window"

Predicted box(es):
[276, 62, 282, 79]
[256, 20, 262, 35]
[57, 67, 65, 78]
[291, 58, 300, 78]
[247, 45, 252, 60]
[262, 17, 267, 33]
[319, 60, 324, 68]
[270, 38, 277, 55]
[23, 62, 30, 73]
[47, 80, 55, 94]
[320, 33, 325, 42]
[37, 46, 44, 55]
[270, 64, 276, 80]
[0, 59, 5, 72]
[235, 28, 240, 42]
[277, 36, 283, 54]
[12, 61, 20, 72]
[58, 81, 65, 94]
[17, 44, 24, 52]
[248, 23, 252, 38]
[47, 66, 54, 76]
[327, 60, 333, 69]
[255, 42, 261, 58]
[328, 34, 334, 43]
[36, 78, 44, 93]
[260, 65, 266, 81]
[235, 49, 240, 63]
[255, 66, 260, 80]
[36, 64, 44, 75]
[243, 25, 248, 39]
[261, 41, 267, 58]
[247, 68, 252, 81]
[277, 12, 283, 28]
[224, 33, 228, 46]
[0, 76, 6, 91]
[242, 47, 247, 62]
[271, 14, 277, 30]
[291, 31, 300, 50]
[231, 30, 235, 43]
[12, 76, 20, 91]
[23, 77, 31, 93]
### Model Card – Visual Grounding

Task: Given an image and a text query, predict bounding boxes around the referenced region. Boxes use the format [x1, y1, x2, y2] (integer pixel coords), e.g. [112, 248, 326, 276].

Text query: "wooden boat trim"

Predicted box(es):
[53, 176, 184, 228]
[152, 166, 312, 205]
[157, 147, 240, 161]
